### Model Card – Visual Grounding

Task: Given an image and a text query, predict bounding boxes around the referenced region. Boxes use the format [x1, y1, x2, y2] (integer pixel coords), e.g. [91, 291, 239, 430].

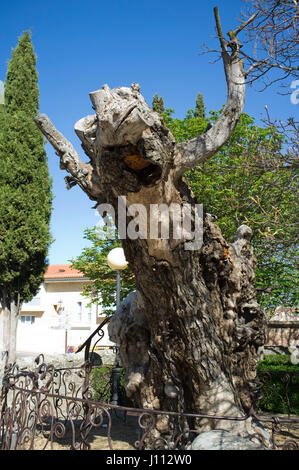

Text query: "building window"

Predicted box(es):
[87, 305, 92, 323]
[77, 302, 82, 322]
[20, 315, 35, 325]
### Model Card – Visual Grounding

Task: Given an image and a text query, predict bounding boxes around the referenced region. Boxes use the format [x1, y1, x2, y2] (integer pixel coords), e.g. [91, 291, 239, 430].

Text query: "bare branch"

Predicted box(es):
[239, 0, 298, 89]
[174, 8, 246, 176]
[213, 6, 227, 52]
[34, 113, 102, 200]
[231, 10, 260, 37]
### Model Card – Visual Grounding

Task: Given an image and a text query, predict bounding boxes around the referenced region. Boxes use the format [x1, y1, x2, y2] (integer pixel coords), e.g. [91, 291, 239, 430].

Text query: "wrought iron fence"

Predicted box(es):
[1, 321, 298, 451]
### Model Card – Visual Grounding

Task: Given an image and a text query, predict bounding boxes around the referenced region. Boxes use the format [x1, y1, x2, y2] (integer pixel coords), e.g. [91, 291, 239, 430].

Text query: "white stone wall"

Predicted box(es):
[16, 280, 115, 354]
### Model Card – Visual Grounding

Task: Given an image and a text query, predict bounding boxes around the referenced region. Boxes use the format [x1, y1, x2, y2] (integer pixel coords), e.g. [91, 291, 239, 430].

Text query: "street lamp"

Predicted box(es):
[107, 247, 128, 309]
[107, 247, 128, 406]
[56, 299, 70, 354]
[57, 299, 63, 314]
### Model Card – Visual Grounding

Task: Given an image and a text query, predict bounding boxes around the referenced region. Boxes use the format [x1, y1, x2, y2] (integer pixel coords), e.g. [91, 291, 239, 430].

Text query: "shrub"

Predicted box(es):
[89, 365, 114, 403]
[89, 365, 128, 405]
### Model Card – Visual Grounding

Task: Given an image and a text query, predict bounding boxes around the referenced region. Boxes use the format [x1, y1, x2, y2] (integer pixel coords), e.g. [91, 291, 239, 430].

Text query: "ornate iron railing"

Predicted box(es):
[1, 321, 298, 451]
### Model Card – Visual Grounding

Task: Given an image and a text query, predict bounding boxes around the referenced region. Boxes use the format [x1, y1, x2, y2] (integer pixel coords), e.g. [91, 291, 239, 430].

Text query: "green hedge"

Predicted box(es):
[89, 365, 114, 403]
[257, 355, 299, 415]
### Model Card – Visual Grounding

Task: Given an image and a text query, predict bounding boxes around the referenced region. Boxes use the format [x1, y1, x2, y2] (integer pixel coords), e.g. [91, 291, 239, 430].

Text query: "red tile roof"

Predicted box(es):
[44, 265, 85, 279]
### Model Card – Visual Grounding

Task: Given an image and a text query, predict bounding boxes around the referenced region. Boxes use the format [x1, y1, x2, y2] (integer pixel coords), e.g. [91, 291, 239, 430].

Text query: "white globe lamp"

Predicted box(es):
[107, 247, 128, 271]
[107, 247, 128, 310]
[107, 247, 128, 378]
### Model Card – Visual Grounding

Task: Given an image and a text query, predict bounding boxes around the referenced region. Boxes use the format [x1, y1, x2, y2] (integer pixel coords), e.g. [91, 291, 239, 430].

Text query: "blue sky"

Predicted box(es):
[1, 0, 297, 264]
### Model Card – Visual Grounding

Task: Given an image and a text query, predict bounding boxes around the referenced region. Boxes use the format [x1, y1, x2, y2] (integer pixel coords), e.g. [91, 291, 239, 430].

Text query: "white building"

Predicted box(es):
[2, 265, 114, 355]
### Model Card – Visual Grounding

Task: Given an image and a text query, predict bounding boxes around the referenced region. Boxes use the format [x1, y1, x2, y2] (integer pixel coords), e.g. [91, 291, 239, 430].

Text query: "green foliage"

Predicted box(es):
[0, 32, 52, 303]
[90, 365, 114, 402]
[257, 355, 299, 414]
[194, 92, 206, 119]
[5, 32, 39, 116]
[90, 365, 129, 405]
[162, 107, 208, 142]
[70, 226, 135, 316]
[258, 354, 296, 369]
[152, 93, 165, 115]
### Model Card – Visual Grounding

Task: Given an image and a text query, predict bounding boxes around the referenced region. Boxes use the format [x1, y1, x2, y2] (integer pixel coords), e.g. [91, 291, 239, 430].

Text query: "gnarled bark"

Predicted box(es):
[34, 8, 266, 444]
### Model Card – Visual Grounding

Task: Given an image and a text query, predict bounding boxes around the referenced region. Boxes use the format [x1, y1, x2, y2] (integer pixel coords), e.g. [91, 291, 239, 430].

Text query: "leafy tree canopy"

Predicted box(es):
[164, 104, 298, 310]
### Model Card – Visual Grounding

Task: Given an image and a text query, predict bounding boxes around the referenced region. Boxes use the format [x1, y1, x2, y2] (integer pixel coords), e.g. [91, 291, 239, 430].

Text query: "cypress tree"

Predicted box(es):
[0, 32, 52, 363]
[194, 92, 206, 119]
[152, 93, 165, 115]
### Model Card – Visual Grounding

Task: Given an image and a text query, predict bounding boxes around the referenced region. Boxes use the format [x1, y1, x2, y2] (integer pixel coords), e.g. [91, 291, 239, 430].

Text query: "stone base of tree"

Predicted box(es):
[190, 429, 270, 450]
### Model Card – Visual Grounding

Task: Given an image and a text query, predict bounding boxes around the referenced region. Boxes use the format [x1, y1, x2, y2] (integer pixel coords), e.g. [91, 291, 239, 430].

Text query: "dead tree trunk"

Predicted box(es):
[35, 8, 266, 440]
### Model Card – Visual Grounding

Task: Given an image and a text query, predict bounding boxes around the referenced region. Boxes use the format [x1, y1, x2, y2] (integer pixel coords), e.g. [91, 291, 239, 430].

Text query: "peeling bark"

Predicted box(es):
[34, 9, 266, 444]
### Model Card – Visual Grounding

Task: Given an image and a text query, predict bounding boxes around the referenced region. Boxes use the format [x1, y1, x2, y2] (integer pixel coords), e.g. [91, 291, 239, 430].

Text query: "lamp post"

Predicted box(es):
[57, 299, 70, 354]
[107, 247, 128, 309]
[107, 247, 128, 406]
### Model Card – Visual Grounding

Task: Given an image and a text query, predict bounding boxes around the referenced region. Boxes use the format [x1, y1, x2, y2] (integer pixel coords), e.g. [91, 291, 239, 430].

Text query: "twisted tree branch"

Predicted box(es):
[34, 113, 103, 200]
